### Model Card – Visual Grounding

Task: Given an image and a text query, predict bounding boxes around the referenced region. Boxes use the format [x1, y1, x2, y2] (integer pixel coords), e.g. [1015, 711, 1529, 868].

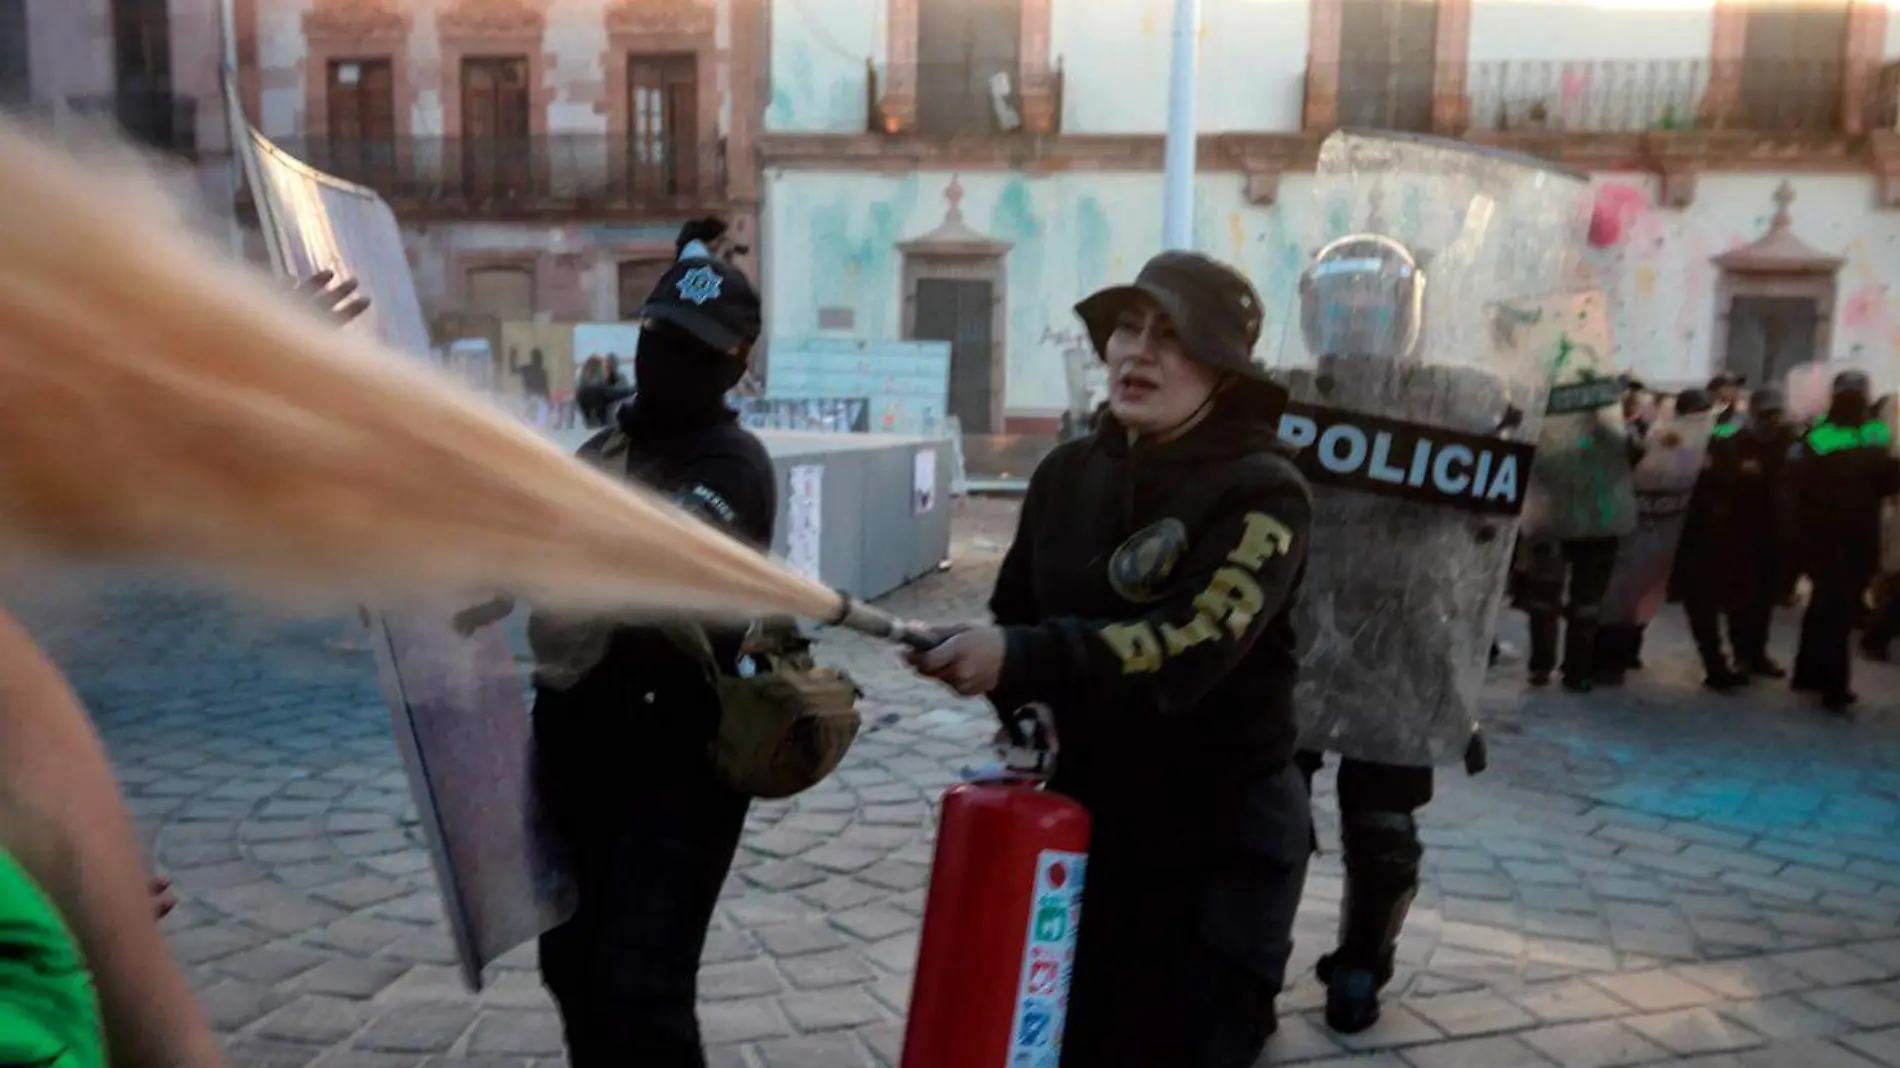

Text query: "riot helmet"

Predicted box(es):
[1833, 369, 1872, 399]
[1298, 233, 1424, 362]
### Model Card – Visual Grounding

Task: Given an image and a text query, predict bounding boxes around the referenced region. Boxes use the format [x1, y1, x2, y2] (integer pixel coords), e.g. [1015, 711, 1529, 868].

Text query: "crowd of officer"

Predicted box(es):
[1515, 368, 1900, 714]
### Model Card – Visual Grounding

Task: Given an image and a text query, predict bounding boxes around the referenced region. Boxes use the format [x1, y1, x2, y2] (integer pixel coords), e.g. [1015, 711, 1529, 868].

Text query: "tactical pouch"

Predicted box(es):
[663, 620, 863, 800]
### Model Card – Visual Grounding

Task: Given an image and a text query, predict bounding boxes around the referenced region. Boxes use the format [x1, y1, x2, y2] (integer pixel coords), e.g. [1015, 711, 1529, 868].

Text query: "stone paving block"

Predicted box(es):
[1681, 844, 1784, 877]
[701, 928, 762, 965]
[1299, 1056, 1411, 1068]
[1773, 947, 1895, 985]
[862, 933, 919, 974]
[754, 1032, 876, 1068]
[375, 965, 468, 1005]
[1400, 1035, 1554, 1068]
[287, 958, 412, 1000]
[1524, 939, 1619, 973]
[831, 905, 918, 942]
[313, 875, 412, 910]
[465, 1011, 564, 1057]
[217, 944, 331, 985]
[756, 921, 849, 958]
[855, 859, 930, 893]
[1406, 990, 1537, 1036]
[1743, 1038, 1889, 1068]
[779, 989, 889, 1032]
[198, 978, 294, 1031]
[309, 1052, 424, 1068]
[1721, 871, 1821, 903]
[746, 860, 829, 892]
[780, 949, 878, 991]
[1518, 1020, 1674, 1068]
[165, 923, 265, 965]
[1333, 1004, 1445, 1051]
[353, 1005, 477, 1053]
[700, 997, 793, 1045]
[1718, 995, 1862, 1039]
[1587, 969, 1723, 1011]
[1622, 1008, 1765, 1055]
[724, 892, 810, 928]
[1434, 872, 1516, 901]
[1798, 986, 1900, 1030]
[373, 893, 446, 925]
[865, 975, 912, 1015]
[802, 844, 886, 874]
[256, 995, 378, 1045]
[1670, 959, 1818, 999]
[700, 959, 787, 1001]
[222, 1040, 322, 1068]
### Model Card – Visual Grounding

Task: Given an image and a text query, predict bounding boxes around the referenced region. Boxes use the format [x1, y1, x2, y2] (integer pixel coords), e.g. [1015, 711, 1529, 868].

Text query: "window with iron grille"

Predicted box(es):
[628, 54, 697, 200]
[916, 0, 1021, 135]
[1737, 1, 1849, 131]
[1335, 0, 1438, 133]
[326, 58, 396, 189]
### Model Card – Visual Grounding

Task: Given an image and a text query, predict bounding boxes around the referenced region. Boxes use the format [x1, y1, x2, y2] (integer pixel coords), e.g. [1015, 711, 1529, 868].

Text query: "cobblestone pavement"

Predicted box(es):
[10, 496, 1900, 1068]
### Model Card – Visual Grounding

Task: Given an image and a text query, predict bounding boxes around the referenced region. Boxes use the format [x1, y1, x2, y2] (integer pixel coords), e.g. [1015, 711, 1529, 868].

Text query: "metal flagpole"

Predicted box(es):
[1161, 0, 1201, 250]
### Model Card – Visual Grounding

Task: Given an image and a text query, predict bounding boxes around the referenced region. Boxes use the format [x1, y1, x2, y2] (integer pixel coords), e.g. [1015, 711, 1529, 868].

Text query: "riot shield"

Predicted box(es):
[1600, 409, 1716, 626]
[1276, 130, 1595, 768]
[1516, 290, 1637, 540]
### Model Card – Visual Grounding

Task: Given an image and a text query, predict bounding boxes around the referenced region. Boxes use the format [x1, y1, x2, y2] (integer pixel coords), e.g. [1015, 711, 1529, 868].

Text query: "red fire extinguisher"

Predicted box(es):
[902, 705, 1091, 1068]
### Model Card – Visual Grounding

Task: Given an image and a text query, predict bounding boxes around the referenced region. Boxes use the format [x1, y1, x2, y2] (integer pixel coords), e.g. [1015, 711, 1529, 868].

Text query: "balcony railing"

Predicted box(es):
[1466, 58, 1858, 134]
[265, 135, 728, 217]
[869, 58, 1066, 136]
[62, 91, 199, 156]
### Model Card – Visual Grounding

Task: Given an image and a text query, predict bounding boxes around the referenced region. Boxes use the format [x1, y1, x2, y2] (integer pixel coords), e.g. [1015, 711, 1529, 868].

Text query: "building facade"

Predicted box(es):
[233, 0, 766, 331]
[4, 0, 232, 230]
[759, 0, 1900, 449]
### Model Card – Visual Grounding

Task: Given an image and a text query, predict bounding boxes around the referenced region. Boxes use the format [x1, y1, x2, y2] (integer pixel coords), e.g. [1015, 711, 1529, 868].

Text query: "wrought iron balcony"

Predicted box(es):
[1465, 58, 1862, 134]
[265, 135, 729, 219]
[868, 58, 1066, 137]
[62, 91, 199, 156]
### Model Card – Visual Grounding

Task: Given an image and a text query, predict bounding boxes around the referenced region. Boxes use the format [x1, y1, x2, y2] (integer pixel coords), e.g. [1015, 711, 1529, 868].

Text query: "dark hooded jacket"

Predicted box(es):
[987, 391, 1312, 814]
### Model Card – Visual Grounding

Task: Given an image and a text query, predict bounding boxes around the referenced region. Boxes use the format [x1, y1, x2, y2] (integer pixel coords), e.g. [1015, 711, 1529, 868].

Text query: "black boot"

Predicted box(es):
[1316, 811, 1420, 1035]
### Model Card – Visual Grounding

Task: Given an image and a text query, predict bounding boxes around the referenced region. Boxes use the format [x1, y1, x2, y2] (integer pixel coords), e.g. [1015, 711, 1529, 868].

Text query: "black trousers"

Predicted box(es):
[1681, 590, 1733, 677]
[537, 739, 750, 1066]
[1058, 764, 1310, 1068]
[1523, 537, 1620, 683]
[1794, 545, 1873, 698]
[1295, 752, 1433, 980]
[1593, 624, 1646, 673]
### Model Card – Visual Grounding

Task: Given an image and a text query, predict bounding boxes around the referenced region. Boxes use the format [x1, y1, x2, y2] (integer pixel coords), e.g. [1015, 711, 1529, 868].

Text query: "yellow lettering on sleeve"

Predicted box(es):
[1194, 566, 1267, 639]
[1100, 622, 1164, 674]
[1160, 611, 1222, 656]
[1227, 512, 1295, 570]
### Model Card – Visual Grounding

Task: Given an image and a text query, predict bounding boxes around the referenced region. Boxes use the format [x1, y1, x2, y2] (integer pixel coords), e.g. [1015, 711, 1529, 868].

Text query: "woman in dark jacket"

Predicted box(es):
[911, 251, 1315, 1068]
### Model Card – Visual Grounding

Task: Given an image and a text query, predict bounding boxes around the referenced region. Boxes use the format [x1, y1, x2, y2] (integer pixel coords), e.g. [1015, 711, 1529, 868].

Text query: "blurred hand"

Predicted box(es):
[908, 625, 1006, 697]
[296, 269, 372, 326]
[148, 874, 176, 921]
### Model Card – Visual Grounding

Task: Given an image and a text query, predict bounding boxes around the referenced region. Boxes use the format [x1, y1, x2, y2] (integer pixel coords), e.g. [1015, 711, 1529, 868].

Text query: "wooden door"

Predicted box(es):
[1336, 0, 1439, 132]
[1725, 296, 1821, 388]
[913, 278, 996, 434]
[111, 0, 176, 145]
[915, 0, 1021, 135]
[326, 58, 396, 187]
[461, 56, 531, 196]
[628, 54, 697, 202]
[1739, 1, 1848, 130]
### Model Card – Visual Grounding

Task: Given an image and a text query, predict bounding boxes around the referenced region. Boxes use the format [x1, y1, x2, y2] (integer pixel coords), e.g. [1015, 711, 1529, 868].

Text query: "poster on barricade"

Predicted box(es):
[223, 69, 573, 991]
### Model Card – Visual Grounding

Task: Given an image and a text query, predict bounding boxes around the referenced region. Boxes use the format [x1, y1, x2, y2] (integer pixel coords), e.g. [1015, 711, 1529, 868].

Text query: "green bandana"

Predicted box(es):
[0, 847, 103, 1068]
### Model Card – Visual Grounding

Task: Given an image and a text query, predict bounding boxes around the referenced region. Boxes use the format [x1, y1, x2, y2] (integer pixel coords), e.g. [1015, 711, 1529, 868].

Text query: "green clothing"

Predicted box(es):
[0, 846, 103, 1068]
[1807, 419, 1892, 456]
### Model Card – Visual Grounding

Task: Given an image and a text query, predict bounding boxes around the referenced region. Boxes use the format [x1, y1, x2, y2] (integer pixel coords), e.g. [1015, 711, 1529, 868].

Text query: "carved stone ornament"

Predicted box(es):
[606, 0, 715, 36]
[302, 0, 408, 41]
[437, 0, 546, 39]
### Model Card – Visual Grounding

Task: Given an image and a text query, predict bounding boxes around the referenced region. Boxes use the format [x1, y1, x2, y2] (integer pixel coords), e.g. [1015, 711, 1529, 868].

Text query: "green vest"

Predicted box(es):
[0, 847, 103, 1068]
[1806, 419, 1892, 456]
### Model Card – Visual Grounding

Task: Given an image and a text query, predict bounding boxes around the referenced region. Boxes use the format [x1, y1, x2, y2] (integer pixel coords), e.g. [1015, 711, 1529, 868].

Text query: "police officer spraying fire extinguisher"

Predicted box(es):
[908, 249, 1315, 1068]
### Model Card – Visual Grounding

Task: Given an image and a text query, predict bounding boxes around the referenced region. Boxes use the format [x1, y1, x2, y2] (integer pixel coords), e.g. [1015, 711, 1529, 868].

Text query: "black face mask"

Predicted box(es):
[628, 319, 748, 431]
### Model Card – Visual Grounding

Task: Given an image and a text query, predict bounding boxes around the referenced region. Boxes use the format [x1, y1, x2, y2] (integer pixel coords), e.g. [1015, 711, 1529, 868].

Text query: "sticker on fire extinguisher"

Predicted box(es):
[1006, 849, 1086, 1066]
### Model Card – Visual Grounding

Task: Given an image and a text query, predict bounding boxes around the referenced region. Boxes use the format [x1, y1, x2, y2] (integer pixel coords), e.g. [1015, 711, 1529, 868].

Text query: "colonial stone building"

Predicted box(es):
[4, 0, 233, 229]
[760, 0, 1900, 452]
[231, 0, 767, 327]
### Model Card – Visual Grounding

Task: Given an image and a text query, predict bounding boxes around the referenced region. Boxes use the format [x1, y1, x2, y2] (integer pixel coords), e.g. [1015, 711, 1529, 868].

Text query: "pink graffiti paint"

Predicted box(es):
[1587, 183, 1649, 249]
[1842, 284, 1885, 329]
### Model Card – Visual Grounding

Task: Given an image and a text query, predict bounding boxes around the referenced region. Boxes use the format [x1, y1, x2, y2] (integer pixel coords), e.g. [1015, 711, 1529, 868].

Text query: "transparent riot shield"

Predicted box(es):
[1274, 130, 1596, 768]
[1516, 290, 1638, 541]
[1600, 409, 1717, 626]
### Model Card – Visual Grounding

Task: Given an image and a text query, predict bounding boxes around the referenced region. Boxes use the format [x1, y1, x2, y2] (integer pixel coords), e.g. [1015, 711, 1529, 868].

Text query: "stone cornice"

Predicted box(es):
[759, 130, 1900, 206]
